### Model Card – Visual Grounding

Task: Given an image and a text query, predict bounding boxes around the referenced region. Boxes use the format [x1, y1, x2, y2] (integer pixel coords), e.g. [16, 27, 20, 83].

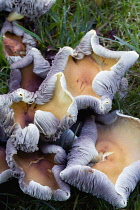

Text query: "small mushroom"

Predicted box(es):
[1, 20, 36, 59]
[0, 0, 56, 21]
[46, 30, 139, 114]
[60, 111, 140, 208]
[1, 20, 50, 92]
[6, 138, 70, 201]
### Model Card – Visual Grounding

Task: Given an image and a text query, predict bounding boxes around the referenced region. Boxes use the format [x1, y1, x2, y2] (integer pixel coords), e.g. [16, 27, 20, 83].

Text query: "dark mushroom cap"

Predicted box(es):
[1, 20, 36, 61]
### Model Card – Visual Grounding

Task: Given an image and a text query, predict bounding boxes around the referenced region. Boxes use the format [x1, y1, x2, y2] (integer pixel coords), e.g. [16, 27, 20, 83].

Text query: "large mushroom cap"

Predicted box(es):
[0, 71, 77, 151]
[60, 111, 140, 208]
[6, 139, 70, 201]
[46, 30, 139, 114]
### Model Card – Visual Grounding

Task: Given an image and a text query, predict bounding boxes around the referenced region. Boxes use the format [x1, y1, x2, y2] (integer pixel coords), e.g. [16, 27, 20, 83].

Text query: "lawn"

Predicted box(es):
[0, 0, 140, 209]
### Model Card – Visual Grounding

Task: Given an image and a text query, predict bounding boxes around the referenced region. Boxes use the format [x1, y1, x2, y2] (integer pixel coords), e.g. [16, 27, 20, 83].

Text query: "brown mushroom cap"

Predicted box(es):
[46, 30, 139, 114]
[0, 71, 77, 151]
[1, 21, 50, 93]
[3, 31, 26, 57]
[6, 139, 70, 201]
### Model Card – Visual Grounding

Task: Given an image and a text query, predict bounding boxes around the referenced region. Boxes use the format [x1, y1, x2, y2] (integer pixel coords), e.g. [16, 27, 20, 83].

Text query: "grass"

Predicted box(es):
[0, 0, 140, 209]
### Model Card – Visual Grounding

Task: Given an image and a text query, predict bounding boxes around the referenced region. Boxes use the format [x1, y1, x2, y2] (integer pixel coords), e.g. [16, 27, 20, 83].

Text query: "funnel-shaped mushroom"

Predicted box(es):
[0, 70, 77, 151]
[6, 138, 70, 201]
[60, 111, 140, 208]
[0, 0, 56, 21]
[46, 30, 138, 114]
[1, 20, 50, 93]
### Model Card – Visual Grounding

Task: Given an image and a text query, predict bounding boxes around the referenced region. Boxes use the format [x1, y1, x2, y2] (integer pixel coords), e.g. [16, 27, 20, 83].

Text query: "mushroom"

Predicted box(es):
[0, 23, 78, 151]
[6, 138, 70, 201]
[0, 88, 39, 152]
[0, 0, 56, 21]
[1, 20, 50, 93]
[1, 20, 37, 55]
[0, 70, 77, 151]
[45, 30, 138, 114]
[60, 111, 140, 208]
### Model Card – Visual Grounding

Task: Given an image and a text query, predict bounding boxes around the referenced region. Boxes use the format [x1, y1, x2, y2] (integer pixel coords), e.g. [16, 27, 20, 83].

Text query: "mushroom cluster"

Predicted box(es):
[0, 2, 140, 208]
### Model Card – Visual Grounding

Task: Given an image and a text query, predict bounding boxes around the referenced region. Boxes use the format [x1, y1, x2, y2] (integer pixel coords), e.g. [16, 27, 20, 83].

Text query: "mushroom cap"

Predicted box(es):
[1, 71, 77, 151]
[0, 89, 38, 152]
[34, 72, 78, 140]
[46, 30, 139, 114]
[6, 139, 70, 201]
[0, 0, 56, 20]
[60, 111, 140, 207]
[1, 21, 50, 93]
[1, 20, 36, 61]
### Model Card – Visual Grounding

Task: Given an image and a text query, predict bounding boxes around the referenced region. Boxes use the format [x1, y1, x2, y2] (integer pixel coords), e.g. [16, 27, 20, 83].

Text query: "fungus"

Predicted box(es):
[0, 0, 56, 21]
[0, 22, 77, 151]
[1, 20, 50, 92]
[60, 111, 140, 208]
[1, 20, 36, 60]
[0, 71, 77, 151]
[6, 138, 70, 201]
[46, 30, 138, 114]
